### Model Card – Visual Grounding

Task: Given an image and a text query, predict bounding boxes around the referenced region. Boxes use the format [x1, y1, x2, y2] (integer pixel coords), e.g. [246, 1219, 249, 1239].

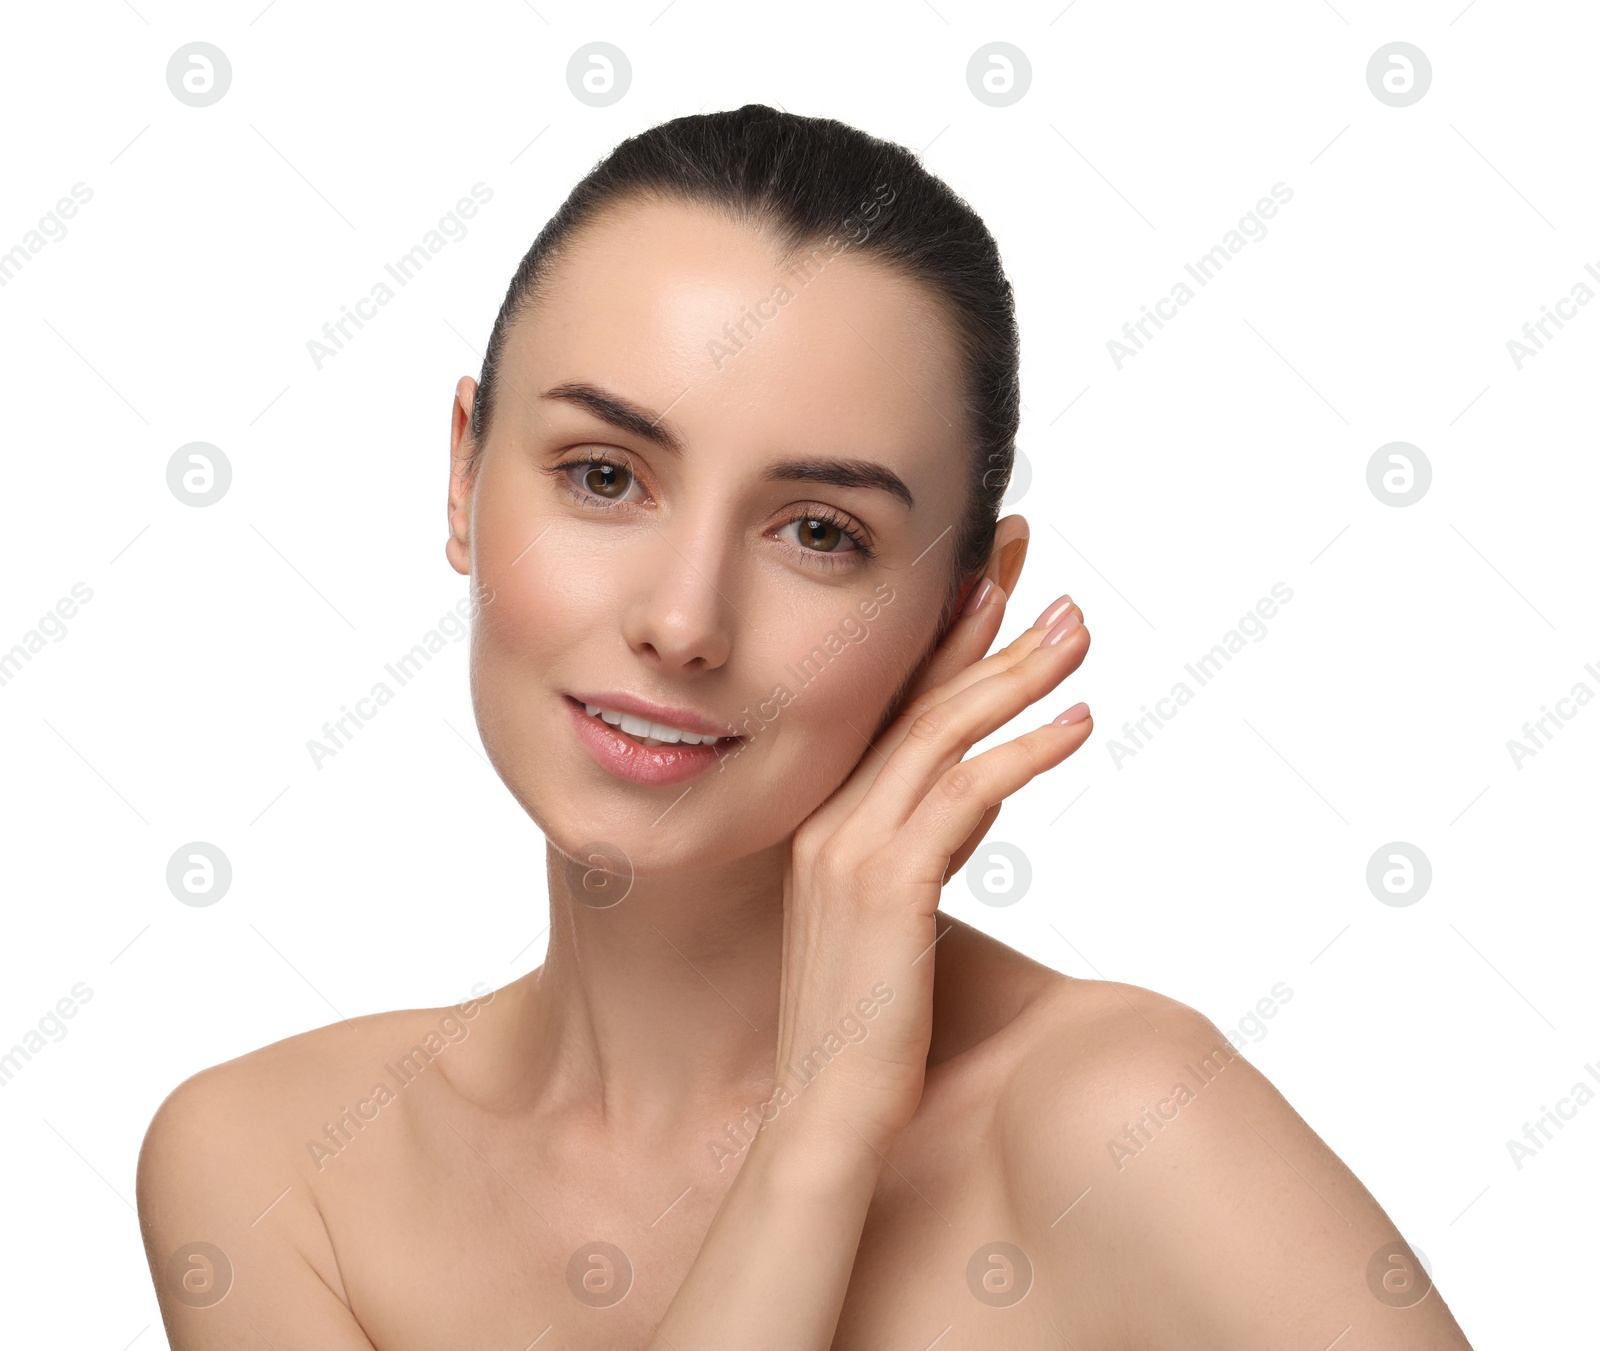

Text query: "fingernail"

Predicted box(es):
[1054, 702, 1091, 726]
[1043, 610, 1082, 646]
[1034, 594, 1073, 629]
[962, 577, 1000, 617]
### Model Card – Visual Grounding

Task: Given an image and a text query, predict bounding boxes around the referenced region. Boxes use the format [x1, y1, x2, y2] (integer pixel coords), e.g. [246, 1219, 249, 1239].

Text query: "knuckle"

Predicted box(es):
[805, 834, 840, 876]
[793, 824, 828, 869]
[906, 705, 950, 743]
[939, 764, 979, 804]
[996, 664, 1030, 697]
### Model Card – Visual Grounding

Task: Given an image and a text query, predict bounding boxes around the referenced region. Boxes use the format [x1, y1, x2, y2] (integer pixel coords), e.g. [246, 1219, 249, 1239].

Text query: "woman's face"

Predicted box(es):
[447, 195, 979, 873]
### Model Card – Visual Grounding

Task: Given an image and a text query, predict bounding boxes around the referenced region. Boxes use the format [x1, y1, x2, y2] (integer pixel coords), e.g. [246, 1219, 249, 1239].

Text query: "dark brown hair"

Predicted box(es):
[468, 103, 1020, 613]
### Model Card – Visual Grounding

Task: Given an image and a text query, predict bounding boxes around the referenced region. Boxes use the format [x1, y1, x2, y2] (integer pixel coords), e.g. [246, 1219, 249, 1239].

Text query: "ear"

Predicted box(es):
[992, 514, 1029, 597]
[446, 375, 478, 577]
[957, 514, 1029, 611]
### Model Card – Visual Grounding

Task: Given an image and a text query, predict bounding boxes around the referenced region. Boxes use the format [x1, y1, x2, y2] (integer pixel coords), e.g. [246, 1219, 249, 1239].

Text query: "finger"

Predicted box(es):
[856, 615, 1090, 835]
[803, 582, 1014, 833]
[897, 577, 1013, 709]
[816, 596, 1080, 834]
[899, 589, 1078, 727]
[890, 597, 1081, 748]
[900, 712, 1094, 883]
[941, 801, 1002, 886]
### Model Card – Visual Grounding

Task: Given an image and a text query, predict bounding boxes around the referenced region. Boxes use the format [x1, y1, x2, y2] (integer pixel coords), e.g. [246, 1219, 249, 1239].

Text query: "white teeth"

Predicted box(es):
[582, 702, 725, 746]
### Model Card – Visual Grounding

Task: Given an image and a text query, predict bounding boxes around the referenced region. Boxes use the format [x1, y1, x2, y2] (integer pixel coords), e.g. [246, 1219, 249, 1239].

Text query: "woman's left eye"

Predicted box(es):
[774, 512, 871, 560]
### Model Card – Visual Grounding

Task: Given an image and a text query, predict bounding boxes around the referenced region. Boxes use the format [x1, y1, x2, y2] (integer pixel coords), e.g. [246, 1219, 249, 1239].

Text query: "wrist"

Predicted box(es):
[740, 1094, 890, 1197]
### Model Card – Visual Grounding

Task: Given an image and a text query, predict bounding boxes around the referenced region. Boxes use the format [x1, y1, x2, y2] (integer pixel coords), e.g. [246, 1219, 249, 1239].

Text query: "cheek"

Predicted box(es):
[476, 537, 571, 658]
[470, 467, 602, 663]
[470, 544, 556, 682]
[761, 606, 930, 776]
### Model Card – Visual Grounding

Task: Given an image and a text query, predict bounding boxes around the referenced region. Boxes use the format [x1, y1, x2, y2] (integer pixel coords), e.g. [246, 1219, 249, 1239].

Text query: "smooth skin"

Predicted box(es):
[137, 197, 1475, 1349]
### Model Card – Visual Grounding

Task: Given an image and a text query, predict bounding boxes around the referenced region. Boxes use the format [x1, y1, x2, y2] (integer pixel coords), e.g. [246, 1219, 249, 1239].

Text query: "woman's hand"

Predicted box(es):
[766, 584, 1093, 1158]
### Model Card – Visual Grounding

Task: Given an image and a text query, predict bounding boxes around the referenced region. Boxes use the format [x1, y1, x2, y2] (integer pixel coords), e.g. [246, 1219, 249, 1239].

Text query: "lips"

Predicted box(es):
[565, 690, 740, 741]
[579, 701, 731, 747]
[562, 695, 744, 787]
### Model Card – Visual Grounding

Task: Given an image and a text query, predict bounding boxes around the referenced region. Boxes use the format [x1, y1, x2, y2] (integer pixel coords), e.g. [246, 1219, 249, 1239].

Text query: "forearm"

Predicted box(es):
[646, 1109, 885, 1350]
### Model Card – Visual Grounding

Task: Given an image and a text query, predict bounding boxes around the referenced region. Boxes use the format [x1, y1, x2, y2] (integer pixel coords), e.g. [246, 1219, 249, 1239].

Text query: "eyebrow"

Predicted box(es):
[765, 455, 914, 511]
[543, 381, 685, 455]
[541, 380, 916, 510]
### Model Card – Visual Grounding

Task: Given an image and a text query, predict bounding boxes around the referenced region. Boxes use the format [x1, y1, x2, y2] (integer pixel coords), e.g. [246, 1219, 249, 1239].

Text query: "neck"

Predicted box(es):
[508, 839, 790, 1137]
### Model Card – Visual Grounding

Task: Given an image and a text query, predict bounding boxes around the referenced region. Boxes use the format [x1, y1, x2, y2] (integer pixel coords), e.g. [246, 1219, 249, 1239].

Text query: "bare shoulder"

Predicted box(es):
[139, 982, 504, 1172]
[983, 973, 1475, 1350]
[136, 994, 497, 1347]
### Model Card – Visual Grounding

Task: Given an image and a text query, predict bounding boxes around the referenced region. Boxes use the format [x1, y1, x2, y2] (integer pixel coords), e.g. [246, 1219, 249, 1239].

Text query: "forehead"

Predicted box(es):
[497, 195, 970, 494]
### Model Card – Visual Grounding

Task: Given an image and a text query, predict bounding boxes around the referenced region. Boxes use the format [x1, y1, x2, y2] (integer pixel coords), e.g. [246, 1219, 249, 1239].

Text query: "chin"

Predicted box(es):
[519, 739, 853, 884]
[470, 649, 892, 877]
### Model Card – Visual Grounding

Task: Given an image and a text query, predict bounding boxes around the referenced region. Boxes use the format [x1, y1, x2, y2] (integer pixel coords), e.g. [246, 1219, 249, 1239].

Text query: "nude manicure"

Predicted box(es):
[962, 577, 998, 616]
[1034, 594, 1073, 630]
[1043, 610, 1081, 646]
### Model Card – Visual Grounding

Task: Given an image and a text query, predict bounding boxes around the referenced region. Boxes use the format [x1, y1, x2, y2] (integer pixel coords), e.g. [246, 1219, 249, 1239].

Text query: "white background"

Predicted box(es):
[2, 1, 1595, 1345]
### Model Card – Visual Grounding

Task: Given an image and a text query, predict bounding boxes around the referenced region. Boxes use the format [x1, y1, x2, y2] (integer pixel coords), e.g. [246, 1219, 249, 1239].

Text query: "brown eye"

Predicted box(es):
[556, 455, 647, 505]
[797, 517, 849, 552]
[777, 513, 864, 557]
[581, 462, 630, 498]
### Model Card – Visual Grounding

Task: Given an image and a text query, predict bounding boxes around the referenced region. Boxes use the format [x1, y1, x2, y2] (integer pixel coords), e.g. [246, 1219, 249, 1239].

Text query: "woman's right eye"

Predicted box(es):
[553, 455, 649, 506]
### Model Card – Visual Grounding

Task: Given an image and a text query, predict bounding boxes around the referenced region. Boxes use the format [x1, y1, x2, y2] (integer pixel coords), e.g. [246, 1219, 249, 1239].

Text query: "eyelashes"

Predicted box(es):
[544, 451, 877, 566]
[772, 505, 876, 564]
[551, 451, 648, 507]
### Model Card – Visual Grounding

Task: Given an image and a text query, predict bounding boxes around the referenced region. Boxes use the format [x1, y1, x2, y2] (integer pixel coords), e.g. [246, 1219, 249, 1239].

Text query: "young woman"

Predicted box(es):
[138, 106, 1475, 1350]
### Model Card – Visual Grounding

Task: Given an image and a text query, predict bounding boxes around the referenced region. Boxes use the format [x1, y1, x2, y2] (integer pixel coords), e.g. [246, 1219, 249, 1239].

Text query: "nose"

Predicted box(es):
[619, 520, 735, 673]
